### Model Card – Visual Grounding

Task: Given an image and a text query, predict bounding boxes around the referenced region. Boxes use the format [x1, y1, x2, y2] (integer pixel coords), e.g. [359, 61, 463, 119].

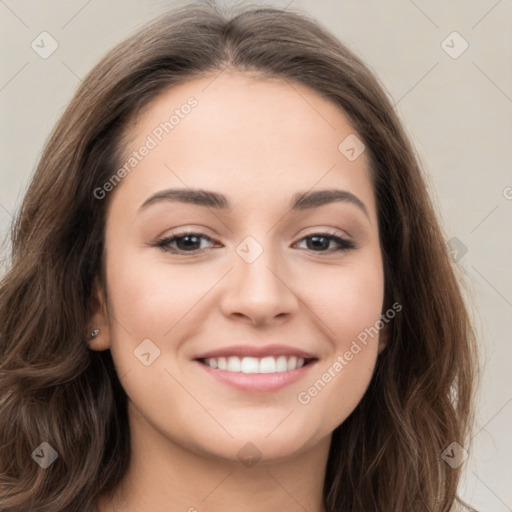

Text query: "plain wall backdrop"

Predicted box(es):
[1, 0, 511, 510]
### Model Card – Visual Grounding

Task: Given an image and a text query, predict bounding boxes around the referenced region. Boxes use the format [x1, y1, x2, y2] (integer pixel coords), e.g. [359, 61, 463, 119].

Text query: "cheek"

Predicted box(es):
[293, 256, 384, 425]
[105, 251, 209, 338]
[299, 257, 385, 348]
[103, 251, 205, 403]
[329, 273, 384, 347]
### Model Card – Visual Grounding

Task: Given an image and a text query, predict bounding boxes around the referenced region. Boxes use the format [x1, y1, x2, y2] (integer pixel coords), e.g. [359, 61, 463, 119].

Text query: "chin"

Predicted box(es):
[195, 427, 322, 465]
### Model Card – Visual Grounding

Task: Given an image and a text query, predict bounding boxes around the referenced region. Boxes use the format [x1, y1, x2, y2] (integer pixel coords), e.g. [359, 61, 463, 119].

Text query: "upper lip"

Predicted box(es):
[193, 344, 317, 360]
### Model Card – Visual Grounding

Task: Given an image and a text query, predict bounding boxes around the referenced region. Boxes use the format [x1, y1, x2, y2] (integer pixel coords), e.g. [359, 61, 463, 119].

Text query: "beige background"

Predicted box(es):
[1, 0, 511, 509]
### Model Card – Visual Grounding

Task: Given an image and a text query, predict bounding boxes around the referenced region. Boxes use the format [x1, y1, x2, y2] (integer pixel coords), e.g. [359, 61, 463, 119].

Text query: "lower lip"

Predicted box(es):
[194, 360, 317, 392]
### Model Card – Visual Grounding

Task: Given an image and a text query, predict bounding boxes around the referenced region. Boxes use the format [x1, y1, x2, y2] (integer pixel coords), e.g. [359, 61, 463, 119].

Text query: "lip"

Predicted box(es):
[193, 358, 318, 393]
[193, 344, 317, 360]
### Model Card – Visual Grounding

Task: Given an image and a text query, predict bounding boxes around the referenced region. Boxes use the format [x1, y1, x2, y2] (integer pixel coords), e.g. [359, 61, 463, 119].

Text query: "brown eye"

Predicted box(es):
[155, 232, 216, 253]
[295, 233, 355, 253]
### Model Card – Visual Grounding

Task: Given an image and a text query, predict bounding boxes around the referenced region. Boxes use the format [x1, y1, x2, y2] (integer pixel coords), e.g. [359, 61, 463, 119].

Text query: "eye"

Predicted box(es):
[154, 232, 218, 253]
[294, 232, 356, 253]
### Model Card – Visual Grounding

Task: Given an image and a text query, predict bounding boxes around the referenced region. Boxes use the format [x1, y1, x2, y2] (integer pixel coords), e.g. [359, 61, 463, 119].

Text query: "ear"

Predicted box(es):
[87, 277, 111, 351]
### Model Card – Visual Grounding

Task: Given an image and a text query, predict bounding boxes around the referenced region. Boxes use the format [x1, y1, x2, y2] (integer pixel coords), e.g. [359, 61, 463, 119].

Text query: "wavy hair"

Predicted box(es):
[0, 2, 480, 510]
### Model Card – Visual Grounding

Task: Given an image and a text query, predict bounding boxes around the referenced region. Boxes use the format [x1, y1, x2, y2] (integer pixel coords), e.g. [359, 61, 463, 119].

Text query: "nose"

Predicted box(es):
[220, 243, 299, 327]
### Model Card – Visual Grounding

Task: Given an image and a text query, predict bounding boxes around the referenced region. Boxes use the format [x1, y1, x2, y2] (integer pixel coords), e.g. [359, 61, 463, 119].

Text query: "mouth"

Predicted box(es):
[192, 345, 319, 392]
[197, 355, 317, 374]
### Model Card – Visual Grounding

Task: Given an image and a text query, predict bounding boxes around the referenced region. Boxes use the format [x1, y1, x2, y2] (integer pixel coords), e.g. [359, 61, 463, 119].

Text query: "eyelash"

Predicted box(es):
[153, 230, 356, 255]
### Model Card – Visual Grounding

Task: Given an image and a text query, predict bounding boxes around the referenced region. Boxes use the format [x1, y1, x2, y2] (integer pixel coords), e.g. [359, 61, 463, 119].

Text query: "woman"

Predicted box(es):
[0, 2, 480, 511]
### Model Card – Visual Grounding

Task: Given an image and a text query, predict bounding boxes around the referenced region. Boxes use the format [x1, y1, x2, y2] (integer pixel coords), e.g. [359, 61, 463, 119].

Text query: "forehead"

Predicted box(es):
[111, 72, 376, 222]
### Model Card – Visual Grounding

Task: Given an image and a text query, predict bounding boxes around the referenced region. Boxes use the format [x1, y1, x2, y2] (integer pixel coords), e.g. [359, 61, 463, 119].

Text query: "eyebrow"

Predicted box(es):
[138, 187, 370, 220]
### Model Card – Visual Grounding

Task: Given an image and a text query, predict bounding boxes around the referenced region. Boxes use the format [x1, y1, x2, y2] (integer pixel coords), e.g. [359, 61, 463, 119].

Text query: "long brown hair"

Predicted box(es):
[0, 2, 480, 510]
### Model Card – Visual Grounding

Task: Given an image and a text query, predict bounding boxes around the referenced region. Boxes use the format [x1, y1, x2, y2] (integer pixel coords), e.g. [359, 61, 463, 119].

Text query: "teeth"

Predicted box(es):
[287, 356, 297, 370]
[227, 356, 241, 372]
[240, 357, 259, 373]
[276, 355, 288, 372]
[203, 355, 308, 373]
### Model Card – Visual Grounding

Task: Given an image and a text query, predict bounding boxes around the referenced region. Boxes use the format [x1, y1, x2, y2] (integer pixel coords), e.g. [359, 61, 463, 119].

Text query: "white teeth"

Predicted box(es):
[203, 355, 309, 374]
[240, 357, 259, 373]
[227, 356, 241, 372]
[259, 356, 276, 373]
[287, 356, 297, 370]
[276, 356, 288, 372]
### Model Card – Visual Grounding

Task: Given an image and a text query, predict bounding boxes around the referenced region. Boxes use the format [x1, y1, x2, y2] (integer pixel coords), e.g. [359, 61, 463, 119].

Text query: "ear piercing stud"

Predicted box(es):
[86, 329, 100, 342]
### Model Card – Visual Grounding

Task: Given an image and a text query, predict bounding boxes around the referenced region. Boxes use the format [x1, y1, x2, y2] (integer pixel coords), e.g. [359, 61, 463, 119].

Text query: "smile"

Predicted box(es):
[199, 355, 314, 374]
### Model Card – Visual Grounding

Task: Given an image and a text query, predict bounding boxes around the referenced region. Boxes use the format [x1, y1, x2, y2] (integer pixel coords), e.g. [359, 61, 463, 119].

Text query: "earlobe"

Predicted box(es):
[87, 279, 111, 351]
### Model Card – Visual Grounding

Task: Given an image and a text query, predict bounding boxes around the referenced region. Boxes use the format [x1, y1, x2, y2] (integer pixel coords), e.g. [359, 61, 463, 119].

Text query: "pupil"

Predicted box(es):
[309, 235, 328, 250]
[179, 235, 199, 250]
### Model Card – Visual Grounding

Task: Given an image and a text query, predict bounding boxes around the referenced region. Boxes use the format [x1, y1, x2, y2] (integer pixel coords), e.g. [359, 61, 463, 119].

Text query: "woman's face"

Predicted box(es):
[90, 72, 386, 463]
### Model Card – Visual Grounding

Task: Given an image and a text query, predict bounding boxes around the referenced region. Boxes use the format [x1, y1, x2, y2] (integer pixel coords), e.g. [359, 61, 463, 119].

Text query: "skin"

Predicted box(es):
[89, 72, 387, 512]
